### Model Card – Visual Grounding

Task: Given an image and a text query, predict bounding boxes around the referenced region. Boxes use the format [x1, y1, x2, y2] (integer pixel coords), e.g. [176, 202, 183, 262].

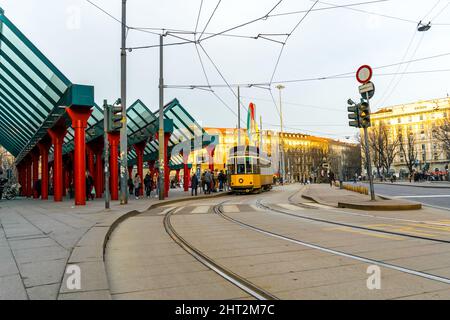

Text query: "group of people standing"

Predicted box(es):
[85, 168, 229, 201]
[190, 169, 227, 196]
[128, 172, 159, 200]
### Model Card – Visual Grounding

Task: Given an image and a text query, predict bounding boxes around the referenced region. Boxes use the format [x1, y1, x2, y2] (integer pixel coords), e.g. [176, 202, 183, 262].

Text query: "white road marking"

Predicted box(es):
[222, 205, 240, 213]
[249, 205, 264, 212]
[392, 195, 450, 199]
[174, 207, 184, 213]
[157, 207, 175, 215]
[277, 203, 304, 211]
[191, 206, 211, 214]
[305, 203, 331, 209]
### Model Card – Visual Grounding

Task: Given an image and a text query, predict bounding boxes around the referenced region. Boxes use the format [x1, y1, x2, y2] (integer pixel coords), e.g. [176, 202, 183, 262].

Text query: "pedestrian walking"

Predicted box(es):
[133, 173, 141, 200]
[191, 173, 199, 196]
[328, 171, 335, 187]
[128, 176, 134, 196]
[144, 172, 152, 198]
[201, 172, 206, 194]
[218, 170, 225, 191]
[204, 170, 212, 194]
[85, 171, 94, 201]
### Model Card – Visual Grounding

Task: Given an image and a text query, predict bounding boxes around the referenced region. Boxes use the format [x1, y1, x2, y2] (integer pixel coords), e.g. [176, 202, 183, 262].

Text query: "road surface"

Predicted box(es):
[105, 184, 450, 300]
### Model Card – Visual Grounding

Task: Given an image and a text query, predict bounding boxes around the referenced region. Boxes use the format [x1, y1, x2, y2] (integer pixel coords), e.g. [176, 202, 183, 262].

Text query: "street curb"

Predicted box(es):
[57, 192, 230, 300]
[301, 186, 422, 211]
[337, 201, 422, 211]
[369, 182, 450, 189]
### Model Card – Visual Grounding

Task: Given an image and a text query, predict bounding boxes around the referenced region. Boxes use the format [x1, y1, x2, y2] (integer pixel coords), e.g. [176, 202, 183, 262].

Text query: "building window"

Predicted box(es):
[398, 118, 401, 124]
[408, 116, 412, 122]
[420, 115, 423, 121]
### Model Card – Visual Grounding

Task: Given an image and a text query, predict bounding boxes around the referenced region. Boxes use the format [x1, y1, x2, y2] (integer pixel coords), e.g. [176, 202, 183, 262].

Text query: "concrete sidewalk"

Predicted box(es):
[301, 184, 421, 210]
[0, 188, 219, 300]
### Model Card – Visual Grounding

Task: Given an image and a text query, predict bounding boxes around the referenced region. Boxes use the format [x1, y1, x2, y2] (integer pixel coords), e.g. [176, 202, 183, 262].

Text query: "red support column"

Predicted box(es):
[164, 132, 171, 198]
[134, 141, 146, 196]
[95, 150, 103, 198]
[63, 162, 68, 197]
[25, 157, 32, 198]
[37, 140, 51, 200]
[87, 146, 95, 178]
[67, 107, 93, 206]
[48, 126, 67, 202]
[31, 149, 39, 199]
[108, 132, 120, 201]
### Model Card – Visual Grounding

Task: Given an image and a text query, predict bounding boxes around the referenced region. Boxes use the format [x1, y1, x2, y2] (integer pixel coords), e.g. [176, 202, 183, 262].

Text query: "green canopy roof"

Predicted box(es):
[0, 7, 94, 164]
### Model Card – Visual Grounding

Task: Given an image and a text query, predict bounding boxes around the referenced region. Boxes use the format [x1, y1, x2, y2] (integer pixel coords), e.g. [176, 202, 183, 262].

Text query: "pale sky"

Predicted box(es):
[2, 0, 450, 141]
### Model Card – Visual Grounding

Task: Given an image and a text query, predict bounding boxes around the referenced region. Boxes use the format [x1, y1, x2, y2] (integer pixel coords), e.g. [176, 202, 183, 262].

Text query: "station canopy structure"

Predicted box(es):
[0, 7, 218, 205]
[0, 6, 216, 166]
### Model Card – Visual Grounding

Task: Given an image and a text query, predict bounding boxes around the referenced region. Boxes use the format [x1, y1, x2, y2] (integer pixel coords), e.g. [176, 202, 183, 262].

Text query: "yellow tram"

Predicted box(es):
[227, 145, 273, 194]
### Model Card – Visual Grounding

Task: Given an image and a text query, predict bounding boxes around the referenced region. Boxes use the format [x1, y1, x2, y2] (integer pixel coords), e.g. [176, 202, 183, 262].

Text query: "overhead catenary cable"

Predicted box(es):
[164, 50, 450, 88]
[198, 0, 222, 41]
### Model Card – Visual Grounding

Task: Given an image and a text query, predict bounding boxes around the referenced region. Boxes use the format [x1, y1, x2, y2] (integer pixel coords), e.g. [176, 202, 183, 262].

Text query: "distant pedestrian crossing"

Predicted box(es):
[158, 203, 312, 215]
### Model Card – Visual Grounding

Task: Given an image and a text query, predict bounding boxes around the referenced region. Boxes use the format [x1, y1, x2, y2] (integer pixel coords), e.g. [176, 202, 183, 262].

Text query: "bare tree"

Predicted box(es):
[368, 125, 399, 177]
[434, 119, 450, 159]
[399, 132, 418, 179]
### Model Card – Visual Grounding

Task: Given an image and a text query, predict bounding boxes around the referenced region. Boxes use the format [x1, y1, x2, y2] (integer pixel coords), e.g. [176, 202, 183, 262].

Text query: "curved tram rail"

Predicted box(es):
[163, 207, 278, 300]
[256, 199, 450, 245]
[213, 202, 450, 286]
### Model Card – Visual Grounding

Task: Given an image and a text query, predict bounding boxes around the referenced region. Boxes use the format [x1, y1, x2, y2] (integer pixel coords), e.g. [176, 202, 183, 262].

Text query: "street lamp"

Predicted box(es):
[276, 85, 285, 183]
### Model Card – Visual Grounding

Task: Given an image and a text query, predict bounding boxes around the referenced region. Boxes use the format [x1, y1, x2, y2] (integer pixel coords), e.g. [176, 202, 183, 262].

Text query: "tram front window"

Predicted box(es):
[237, 164, 245, 174]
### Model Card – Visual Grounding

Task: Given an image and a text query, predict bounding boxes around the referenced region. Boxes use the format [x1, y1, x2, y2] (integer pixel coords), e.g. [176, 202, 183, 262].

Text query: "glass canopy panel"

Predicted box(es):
[0, 8, 71, 157]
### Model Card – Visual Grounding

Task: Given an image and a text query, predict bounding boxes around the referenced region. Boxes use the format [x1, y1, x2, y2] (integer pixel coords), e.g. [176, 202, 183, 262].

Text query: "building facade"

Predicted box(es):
[201, 128, 360, 182]
[368, 97, 450, 177]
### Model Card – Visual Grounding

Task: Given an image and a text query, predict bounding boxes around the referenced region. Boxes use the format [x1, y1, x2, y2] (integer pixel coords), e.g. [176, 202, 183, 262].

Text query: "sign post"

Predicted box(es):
[356, 65, 376, 201]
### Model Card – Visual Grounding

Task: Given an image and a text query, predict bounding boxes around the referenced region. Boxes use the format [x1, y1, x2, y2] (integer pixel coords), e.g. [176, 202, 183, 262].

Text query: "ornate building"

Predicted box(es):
[368, 97, 450, 177]
[201, 128, 360, 181]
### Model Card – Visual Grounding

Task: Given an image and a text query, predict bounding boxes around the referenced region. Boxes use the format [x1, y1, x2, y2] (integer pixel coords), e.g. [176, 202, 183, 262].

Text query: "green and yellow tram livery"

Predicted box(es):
[227, 145, 273, 194]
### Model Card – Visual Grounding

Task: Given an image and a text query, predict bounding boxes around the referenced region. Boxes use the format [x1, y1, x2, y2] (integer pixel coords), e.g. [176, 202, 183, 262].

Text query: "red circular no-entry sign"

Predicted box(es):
[356, 65, 373, 84]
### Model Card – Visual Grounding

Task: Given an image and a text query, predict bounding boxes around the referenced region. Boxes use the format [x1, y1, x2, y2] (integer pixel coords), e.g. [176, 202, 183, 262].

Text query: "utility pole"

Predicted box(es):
[103, 101, 110, 209]
[158, 34, 165, 200]
[259, 115, 263, 151]
[119, 0, 128, 204]
[276, 84, 285, 184]
[364, 92, 376, 200]
[237, 86, 241, 145]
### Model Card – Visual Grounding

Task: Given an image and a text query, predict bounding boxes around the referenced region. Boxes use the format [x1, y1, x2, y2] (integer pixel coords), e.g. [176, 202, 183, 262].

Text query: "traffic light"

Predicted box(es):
[347, 104, 360, 128]
[106, 103, 123, 133]
[359, 101, 371, 128]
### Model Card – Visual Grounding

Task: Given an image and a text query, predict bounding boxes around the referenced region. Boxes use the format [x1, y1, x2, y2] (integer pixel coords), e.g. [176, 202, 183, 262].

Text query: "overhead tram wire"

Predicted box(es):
[197, 43, 250, 115]
[268, 0, 389, 18]
[164, 50, 450, 89]
[375, 28, 418, 106]
[193, 42, 241, 121]
[267, 0, 319, 118]
[198, 0, 222, 41]
[377, 0, 441, 107]
[194, 0, 204, 37]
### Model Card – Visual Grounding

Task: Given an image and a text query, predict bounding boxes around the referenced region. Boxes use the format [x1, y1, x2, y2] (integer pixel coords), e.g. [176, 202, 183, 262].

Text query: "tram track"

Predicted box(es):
[163, 206, 278, 300]
[256, 199, 450, 244]
[287, 187, 450, 227]
[213, 201, 450, 287]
